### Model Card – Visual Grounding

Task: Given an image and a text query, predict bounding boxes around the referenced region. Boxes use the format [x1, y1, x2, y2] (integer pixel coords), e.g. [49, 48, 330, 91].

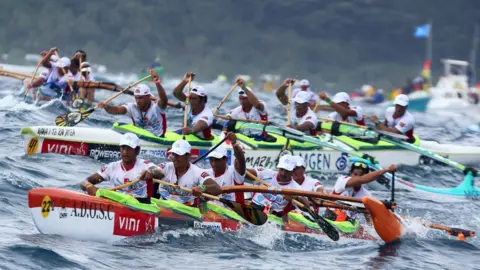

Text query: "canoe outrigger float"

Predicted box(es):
[20, 118, 480, 174]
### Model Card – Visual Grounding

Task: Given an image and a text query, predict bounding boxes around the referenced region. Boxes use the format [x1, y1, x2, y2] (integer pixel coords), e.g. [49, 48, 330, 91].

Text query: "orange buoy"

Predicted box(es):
[362, 196, 404, 243]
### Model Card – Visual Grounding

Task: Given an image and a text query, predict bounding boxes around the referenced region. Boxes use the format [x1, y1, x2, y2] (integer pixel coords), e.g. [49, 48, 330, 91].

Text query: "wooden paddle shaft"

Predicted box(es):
[0, 69, 34, 79]
[0, 71, 31, 81]
[109, 178, 141, 191]
[287, 83, 292, 125]
[214, 114, 268, 125]
[222, 185, 364, 203]
[153, 179, 220, 200]
[183, 77, 192, 129]
[318, 116, 367, 129]
[213, 83, 238, 115]
[93, 74, 152, 109]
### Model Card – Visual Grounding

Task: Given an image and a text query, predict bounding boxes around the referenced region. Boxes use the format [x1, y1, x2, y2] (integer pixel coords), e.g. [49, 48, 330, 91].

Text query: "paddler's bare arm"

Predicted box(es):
[97, 101, 127, 115]
[41, 47, 57, 69]
[173, 72, 195, 102]
[144, 166, 165, 180]
[346, 165, 397, 187]
[228, 132, 246, 176]
[314, 105, 335, 112]
[237, 78, 264, 111]
[80, 173, 105, 196]
[150, 69, 168, 109]
[370, 115, 402, 134]
[319, 92, 357, 118]
[290, 121, 314, 132]
[192, 178, 222, 196]
[275, 78, 295, 105]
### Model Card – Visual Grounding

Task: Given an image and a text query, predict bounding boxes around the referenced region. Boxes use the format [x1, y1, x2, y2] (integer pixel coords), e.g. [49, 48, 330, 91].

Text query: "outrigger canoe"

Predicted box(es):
[21, 120, 480, 173]
[28, 187, 397, 243]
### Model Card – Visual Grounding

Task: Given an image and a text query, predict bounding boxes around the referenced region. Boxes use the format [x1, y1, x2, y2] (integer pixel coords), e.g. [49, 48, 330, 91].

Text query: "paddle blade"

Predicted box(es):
[198, 198, 209, 215]
[362, 196, 404, 243]
[219, 198, 267, 225]
[301, 206, 340, 241]
[55, 108, 94, 127]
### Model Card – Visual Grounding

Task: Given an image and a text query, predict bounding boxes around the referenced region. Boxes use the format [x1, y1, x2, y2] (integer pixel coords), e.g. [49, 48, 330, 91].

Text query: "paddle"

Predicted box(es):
[213, 83, 238, 115]
[182, 77, 192, 139]
[0, 70, 32, 81]
[109, 178, 141, 191]
[402, 216, 476, 240]
[55, 75, 152, 127]
[153, 179, 268, 225]
[214, 114, 268, 125]
[192, 136, 229, 164]
[246, 171, 339, 241]
[25, 56, 44, 98]
[318, 117, 409, 140]
[287, 82, 293, 125]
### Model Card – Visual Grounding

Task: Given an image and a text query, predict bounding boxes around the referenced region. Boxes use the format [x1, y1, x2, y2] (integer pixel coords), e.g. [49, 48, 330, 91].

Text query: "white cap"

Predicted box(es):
[119, 133, 140, 148]
[81, 67, 92, 73]
[207, 146, 228, 159]
[300, 79, 310, 86]
[238, 87, 252, 97]
[49, 55, 58, 62]
[53, 57, 71, 68]
[293, 156, 305, 168]
[277, 154, 296, 171]
[168, 140, 191, 155]
[133, 84, 151, 96]
[291, 91, 310, 104]
[191, 85, 207, 97]
[80, 61, 90, 68]
[332, 92, 350, 104]
[394, 94, 409, 106]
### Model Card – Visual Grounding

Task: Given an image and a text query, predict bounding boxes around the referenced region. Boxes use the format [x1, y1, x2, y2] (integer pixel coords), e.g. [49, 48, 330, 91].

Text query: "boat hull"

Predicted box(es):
[28, 188, 376, 242]
[21, 125, 480, 173]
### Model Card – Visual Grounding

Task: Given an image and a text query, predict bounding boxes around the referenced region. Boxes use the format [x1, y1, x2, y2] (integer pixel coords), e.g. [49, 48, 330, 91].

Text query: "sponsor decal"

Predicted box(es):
[200, 171, 209, 178]
[59, 206, 68, 219]
[335, 152, 348, 171]
[70, 201, 113, 220]
[27, 137, 40, 155]
[399, 122, 405, 127]
[193, 221, 222, 231]
[90, 148, 122, 160]
[41, 139, 88, 156]
[296, 152, 332, 171]
[37, 127, 76, 137]
[245, 155, 275, 169]
[113, 212, 155, 236]
[41, 196, 53, 218]
[140, 148, 168, 158]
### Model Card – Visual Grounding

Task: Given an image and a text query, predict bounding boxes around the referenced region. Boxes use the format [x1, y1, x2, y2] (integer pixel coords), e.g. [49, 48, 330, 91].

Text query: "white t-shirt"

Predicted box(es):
[98, 158, 156, 198]
[187, 107, 214, 139]
[385, 107, 415, 141]
[123, 101, 167, 137]
[292, 108, 318, 135]
[332, 176, 370, 198]
[157, 162, 212, 204]
[328, 106, 365, 125]
[68, 71, 82, 81]
[251, 168, 302, 212]
[206, 165, 245, 202]
[81, 72, 96, 82]
[297, 176, 324, 192]
[45, 66, 68, 90]
[228, 101, 268, 121]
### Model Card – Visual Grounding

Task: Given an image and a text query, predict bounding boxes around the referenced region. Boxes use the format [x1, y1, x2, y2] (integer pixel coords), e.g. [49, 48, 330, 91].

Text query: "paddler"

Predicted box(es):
[275, 78, 319, 110]
[292, 156, 325, 193]
[80, 133, 161, 202]
[287, 91, 318, 135]
[173, 72, 214, 140]
[149, 140, 222, 205]
[226, 77, 269, 137]
[26, 49, 58, 101]
[227, 78, 268, 122]
[369, 94, 416, 143]
[97, 69, 168, 137]
[63, 58, 81, 102]
[247, 155, 310, 217]
[324, 161, 397, 222]
[78, 62, 96, 109]
[205, 132, 246, 203]
[35, 49, 71, 102]
[319, 92, 366, 125]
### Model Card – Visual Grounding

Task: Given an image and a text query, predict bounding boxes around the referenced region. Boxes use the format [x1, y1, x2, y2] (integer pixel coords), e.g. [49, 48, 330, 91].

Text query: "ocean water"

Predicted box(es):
[1, 65, 480, 270]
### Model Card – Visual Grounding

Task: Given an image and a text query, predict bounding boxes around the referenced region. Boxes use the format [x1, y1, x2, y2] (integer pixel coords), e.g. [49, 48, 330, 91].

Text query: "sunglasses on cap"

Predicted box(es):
[353, 162, 368, 169]
[238, 90, 245, 95]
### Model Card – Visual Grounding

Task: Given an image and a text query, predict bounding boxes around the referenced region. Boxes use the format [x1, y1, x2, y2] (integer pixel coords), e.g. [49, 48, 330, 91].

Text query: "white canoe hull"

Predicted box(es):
[21, 126, 480, 172]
